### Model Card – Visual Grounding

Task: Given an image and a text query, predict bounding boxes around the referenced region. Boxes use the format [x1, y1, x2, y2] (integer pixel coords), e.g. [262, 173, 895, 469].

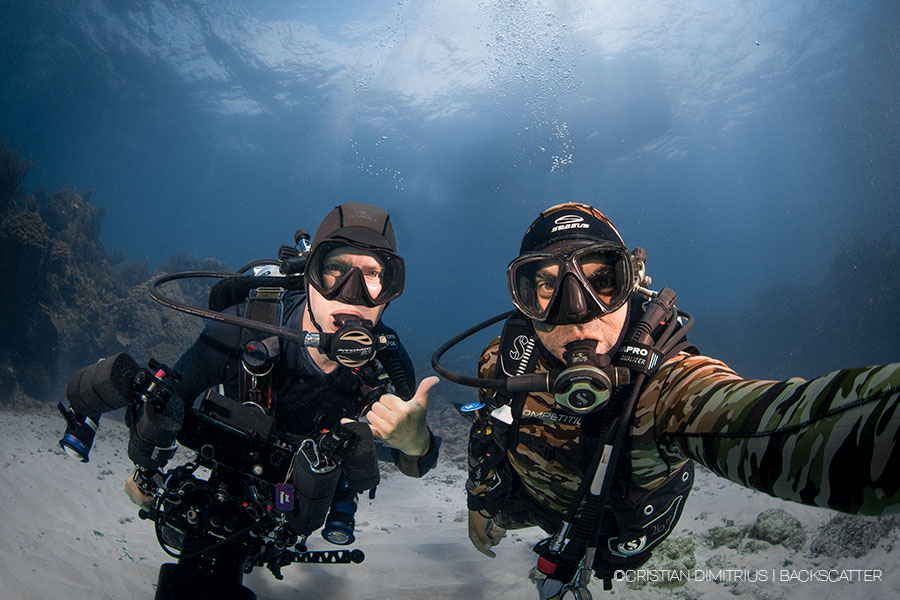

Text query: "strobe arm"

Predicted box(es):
[58, 353, 184, 467]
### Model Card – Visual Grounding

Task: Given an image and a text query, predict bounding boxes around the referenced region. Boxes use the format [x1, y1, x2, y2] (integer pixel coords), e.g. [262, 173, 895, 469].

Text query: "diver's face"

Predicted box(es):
[529, 250, 624, 358]
[532, 256, 617, 312]
[319, 247, 386, 298]
[532, 302, 628, 361]
[305, 248, 386, 333]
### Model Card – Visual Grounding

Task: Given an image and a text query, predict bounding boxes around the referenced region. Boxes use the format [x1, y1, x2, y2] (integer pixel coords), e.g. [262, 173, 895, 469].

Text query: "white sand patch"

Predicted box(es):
[1, 405, 898, 599]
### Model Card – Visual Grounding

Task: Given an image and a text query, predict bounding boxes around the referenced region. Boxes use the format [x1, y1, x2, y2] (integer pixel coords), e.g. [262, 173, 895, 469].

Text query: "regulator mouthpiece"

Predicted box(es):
[551, 340, 628, 414]
[326, 316, 384, 368]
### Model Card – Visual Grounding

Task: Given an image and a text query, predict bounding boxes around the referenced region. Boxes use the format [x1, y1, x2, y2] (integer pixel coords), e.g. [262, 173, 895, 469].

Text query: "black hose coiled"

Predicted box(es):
[379, 349, 413, 400]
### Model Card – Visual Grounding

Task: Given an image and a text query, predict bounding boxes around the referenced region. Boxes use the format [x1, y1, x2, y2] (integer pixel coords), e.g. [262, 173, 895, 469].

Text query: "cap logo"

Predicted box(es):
[552, 214, 589, 233]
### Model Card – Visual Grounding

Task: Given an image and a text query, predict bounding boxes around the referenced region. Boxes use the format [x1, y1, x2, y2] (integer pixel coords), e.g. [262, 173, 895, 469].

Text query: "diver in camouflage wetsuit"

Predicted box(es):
[450, 203, 900, 598]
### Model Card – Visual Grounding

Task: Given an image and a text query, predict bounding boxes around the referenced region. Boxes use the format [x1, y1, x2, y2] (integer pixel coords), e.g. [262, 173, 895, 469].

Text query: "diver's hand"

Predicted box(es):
[363, 376, 438, 457]
[124, 469, 152, 509]
[468, 509, 506, 557]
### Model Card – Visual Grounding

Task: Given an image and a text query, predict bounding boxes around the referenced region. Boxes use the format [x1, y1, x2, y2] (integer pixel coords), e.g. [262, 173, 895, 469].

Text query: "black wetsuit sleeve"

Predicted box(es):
[389, 432, 442, 477]
[172, 319, 243, 408]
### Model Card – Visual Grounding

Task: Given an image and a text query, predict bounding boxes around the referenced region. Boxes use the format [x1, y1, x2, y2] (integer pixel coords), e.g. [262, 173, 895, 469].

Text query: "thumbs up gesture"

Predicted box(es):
[363, 376, 438, 457]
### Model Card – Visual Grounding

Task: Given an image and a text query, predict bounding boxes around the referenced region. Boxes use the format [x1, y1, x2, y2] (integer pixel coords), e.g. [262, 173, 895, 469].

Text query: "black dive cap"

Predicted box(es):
[519, 203, 625, 255]
[311, 202, 397, 254]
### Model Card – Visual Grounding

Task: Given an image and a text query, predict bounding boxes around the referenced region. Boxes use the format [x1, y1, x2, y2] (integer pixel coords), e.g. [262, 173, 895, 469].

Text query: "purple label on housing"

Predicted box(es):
[275, 483, 294, 512]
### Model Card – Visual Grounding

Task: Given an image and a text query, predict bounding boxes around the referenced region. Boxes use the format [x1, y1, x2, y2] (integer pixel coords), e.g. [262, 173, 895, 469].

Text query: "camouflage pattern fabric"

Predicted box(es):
[469, 338, 586, 523]
[468, 338, 900, 526]
[643, 355, 900, 516]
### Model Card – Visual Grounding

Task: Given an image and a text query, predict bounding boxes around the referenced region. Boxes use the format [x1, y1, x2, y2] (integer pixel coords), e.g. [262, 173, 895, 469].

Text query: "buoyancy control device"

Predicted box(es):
[431, 286, 698, 596]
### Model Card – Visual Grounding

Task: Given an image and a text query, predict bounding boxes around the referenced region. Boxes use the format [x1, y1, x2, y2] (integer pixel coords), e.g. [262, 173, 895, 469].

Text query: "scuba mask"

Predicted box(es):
[432, 286, 687, 419]
[306, 240, 405, 307]
[507, 242, 639, 325]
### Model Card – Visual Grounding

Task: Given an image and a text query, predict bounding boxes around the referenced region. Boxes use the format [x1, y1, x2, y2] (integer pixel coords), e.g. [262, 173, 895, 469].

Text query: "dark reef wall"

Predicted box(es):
[0, 144, 220, 405]
[693, 235, 900, 381]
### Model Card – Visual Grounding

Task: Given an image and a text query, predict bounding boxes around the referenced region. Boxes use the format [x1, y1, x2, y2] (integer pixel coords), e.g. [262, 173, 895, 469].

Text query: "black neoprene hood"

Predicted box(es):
[310, 202, 397, 254]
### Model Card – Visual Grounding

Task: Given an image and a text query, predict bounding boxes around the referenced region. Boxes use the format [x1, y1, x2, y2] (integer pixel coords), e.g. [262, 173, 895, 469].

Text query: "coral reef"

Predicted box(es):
[628, 535, 698, 588]
[0, 139, 33, 215]
[748, 508, 806, 551]
[0, 144, 223, 405]
[809, 513, 900, 558]
[706, 521, 746, 550]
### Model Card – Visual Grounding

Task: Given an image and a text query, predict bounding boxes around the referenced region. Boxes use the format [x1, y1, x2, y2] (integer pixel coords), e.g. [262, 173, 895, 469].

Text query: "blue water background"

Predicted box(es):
[2, 0, 898, 380]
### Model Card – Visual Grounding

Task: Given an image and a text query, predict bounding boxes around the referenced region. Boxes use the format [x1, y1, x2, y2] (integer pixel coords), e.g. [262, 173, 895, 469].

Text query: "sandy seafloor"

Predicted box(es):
[2, 404, 899, 600]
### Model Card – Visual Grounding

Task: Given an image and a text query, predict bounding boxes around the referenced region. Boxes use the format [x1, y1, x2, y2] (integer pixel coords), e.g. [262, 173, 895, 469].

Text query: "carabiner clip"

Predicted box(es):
[299, 438, 336, 474]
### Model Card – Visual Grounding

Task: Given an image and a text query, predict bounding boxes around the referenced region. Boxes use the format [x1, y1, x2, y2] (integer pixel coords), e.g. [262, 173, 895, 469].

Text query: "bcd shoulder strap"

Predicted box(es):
[497, 311, 540, 379]
[466, 312, 538, 510]
[239, 286, 287, 412]
[493, 311, 541, 447]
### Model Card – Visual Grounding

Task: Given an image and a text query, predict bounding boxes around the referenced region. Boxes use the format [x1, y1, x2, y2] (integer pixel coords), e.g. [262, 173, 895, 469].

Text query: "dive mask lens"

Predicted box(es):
[571, 245, 633, 314]
[507, 254, 564, 322]
[307, 240, 405, 306]
[507, 243, 634, 322]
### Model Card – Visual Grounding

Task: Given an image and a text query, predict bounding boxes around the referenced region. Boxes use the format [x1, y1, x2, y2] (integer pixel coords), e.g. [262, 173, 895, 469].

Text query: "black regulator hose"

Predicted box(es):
[149, 272, 308, 345]
[150, 272, 387, 370]
[379, 352, 413, 400]
[430, 310, 516, 389]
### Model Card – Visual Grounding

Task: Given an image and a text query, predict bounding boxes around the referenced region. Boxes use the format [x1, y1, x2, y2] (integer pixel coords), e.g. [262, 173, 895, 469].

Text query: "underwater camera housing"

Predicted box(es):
[56, 229, 384, 599]
[59, 352, 371, 599]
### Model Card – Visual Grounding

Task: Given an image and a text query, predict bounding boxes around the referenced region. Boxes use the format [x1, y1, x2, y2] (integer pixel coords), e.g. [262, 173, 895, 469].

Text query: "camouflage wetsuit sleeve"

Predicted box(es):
[637, 355, 900, 516]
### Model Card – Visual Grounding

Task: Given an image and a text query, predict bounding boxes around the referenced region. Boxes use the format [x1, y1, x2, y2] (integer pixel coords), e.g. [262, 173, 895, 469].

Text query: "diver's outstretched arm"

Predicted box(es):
[641, 356, 900, 516]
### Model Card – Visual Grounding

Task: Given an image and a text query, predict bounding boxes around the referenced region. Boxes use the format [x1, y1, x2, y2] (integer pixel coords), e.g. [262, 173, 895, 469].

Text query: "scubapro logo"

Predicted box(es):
[615, 535, 647, 556]
[551, 214, 589, 233]
[509, 335, 531, 360]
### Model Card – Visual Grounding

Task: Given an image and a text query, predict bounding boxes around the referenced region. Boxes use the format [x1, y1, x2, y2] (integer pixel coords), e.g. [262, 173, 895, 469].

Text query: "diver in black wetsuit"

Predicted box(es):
[126, 201, 440, 502]
[115, 202, 441, 599]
